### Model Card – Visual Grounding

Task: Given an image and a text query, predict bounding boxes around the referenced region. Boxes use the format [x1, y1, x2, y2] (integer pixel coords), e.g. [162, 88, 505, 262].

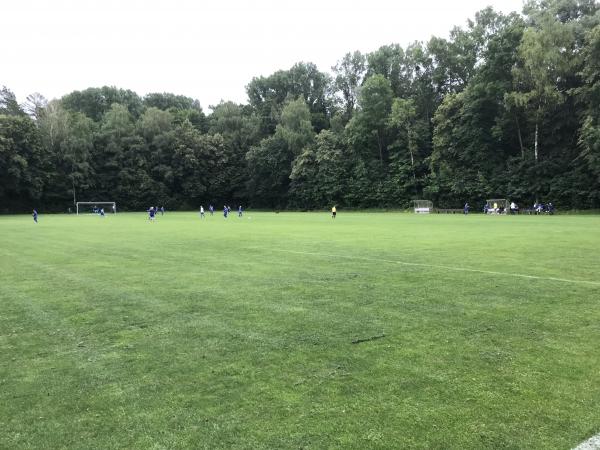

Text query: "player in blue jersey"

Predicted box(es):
[148, 207, 156, 222]
[33, 209, 38, 223]
[209, 205, 214, 216]
[238, 205, 243, 217]
[223, 205, 228, 218]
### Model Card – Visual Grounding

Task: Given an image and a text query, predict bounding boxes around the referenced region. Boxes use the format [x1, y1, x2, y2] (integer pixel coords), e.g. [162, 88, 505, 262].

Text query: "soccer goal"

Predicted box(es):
[76, 202, 117, 215]
[413, 200, 433, 214]
[485, 199, 508, 215]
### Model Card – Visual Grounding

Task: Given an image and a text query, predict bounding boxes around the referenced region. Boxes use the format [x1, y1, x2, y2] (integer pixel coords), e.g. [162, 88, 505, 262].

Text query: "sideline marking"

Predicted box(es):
[574, 433, 600, 450]
[258, 248, 600, 287]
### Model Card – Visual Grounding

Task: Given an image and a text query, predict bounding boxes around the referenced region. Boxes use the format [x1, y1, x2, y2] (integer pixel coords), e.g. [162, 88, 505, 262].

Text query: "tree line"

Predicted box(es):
[1, 0, 599, 213]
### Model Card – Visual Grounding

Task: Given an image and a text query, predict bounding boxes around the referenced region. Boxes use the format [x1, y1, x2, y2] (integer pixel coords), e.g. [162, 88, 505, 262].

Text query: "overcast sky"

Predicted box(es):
[2, 0, 524, 110]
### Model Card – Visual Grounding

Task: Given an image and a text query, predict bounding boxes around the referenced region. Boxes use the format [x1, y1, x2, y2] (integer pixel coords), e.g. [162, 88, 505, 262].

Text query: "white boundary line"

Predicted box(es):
[257, 248, 600, 287]
[574, 433, 600, 450]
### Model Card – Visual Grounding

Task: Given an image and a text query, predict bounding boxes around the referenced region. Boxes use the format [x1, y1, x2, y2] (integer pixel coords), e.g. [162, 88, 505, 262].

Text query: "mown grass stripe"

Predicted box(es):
[259, 248, 600, 287]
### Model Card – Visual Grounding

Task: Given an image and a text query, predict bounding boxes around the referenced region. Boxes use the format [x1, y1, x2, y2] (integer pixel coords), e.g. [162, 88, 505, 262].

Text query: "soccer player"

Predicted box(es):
[32, 209, 38, 223]
[209, 205, 214, 216]
[100, 208, 105, 217]
[160, 206, 165, 216]
[200, 206, 205, 218]
[148, 206, 156, 222]
[223, 205, 228, 218]
[536, 202, 544, 214]
[238, 205, 243, 217]
[331, 205, 337, 219]
[112, 203, 116, 213]
[463, 202, 470, 214]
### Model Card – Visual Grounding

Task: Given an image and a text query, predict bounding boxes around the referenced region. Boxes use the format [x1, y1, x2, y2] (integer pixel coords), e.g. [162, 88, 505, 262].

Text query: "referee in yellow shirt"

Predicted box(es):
[331, 206, 337, 219]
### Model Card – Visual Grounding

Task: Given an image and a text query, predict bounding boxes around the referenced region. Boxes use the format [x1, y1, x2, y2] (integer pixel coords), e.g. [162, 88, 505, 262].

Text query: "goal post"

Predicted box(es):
[413, 200, 433, 214]
[76, 202, 117, 215]
[485, 198, 508, 215]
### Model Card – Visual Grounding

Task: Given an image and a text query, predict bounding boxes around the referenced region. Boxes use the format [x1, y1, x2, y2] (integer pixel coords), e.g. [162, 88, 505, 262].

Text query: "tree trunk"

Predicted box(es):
[515, 114, 524, 159]
[534, 104, 541, 162]
[408, 130, 418, 194]
[71, 164, 77, 206]
[534, 121, 539, 162]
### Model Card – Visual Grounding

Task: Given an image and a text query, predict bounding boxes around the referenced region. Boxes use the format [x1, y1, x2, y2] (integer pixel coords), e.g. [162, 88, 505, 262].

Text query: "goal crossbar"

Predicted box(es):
[413, 199, 433, 214]
[76, 202, 117, 215]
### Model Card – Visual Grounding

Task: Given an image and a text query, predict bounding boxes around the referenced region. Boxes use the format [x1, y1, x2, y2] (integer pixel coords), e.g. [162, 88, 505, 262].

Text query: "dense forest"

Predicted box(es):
[1, 0, 599, 213]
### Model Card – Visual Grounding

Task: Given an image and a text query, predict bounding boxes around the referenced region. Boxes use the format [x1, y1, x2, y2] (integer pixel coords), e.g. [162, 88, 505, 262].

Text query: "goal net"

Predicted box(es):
[485, 199, 508, 215]
[76, 202, 117, 215]
[413, 200, 433, 214]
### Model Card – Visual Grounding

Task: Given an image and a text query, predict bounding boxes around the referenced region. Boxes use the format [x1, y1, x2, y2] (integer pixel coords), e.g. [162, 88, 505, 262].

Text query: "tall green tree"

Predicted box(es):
[246, 98, 315, 207]
[247, 62, 332, 134]
[245, 134, 291, 207]
[277, 98, 315, 156]
[290, 130, 347, 208]
[347, 74, 393, 163]
[62, 86, 144, 121]
[22, 93, 47, 120]
[0, 114, 46, 210]
[94, 103, 138, 203]
[0, 86, 25, 116]
[578, 23, 600, 182]
[37, 102, 95, 207]
[332, 51, 366, 122]
[507, 0, 596, 162]
[144, 92, 207, 132]
[209, 102, 261, 201]
[366, 44, 411, 98]
[388, 98, 420, 195]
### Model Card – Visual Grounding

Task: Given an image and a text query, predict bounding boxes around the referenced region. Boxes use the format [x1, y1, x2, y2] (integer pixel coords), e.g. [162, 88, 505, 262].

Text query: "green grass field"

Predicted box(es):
[1, 211, 599, 449]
